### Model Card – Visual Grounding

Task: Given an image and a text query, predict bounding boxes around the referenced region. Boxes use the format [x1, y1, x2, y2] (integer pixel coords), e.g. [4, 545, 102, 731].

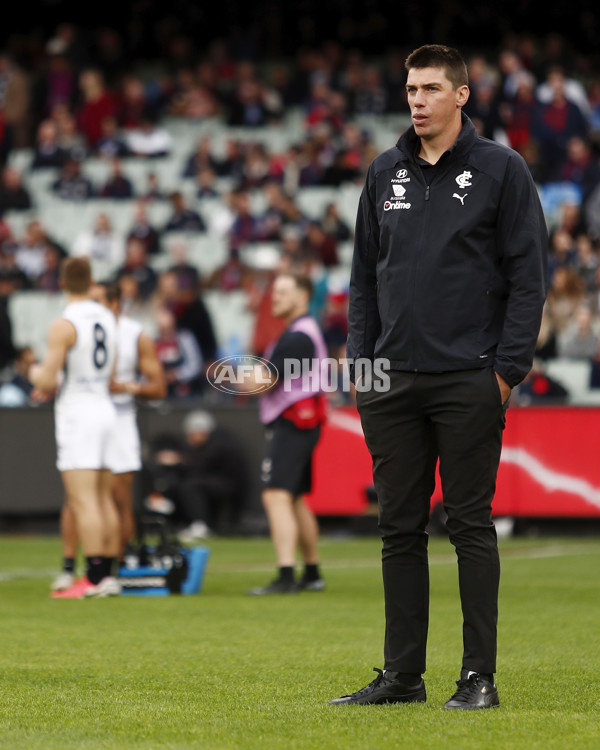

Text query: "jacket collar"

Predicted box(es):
[396, 111, 477, 164]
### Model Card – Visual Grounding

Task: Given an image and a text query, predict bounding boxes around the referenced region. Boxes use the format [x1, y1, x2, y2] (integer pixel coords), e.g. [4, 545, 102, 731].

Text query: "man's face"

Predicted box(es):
[90, 284, 108, 307]
[155, 449, 182, 465]
[406, 66, 468, 141]
[96, 214, 110, 233]
[127, 241, 146, 266]
[185, 430, 209, 447]
[157, 306, 176, 335]
[271, 275, 304, 319]
[90, 284, 119, 316]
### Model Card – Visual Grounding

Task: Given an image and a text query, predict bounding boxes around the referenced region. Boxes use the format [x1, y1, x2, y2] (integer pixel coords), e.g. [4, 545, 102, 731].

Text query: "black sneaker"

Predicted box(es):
[247, 579, 298, 596]
[328, 668, 426, 705]
[297, 576, 325, 592]
[444, 671, 500, 710]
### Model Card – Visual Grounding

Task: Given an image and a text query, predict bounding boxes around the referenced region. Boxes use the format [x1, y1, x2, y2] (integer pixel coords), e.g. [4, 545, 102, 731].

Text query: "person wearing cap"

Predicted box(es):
[175, 410, 251, 540]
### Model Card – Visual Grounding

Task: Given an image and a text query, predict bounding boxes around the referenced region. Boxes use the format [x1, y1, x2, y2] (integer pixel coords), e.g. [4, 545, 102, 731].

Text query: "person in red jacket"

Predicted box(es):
[77, 69, 117, 148]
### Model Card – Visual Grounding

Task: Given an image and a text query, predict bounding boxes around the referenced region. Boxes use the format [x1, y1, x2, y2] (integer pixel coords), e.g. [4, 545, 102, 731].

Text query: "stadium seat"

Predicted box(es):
[544, 358, 594, 403]
[147, 159, 183, 193]
[7, 147, 34, 173]
[142, 200, 173, 229]
[2, 209, 37, 238]
[153, 233, 229, 277]
[24, 169, 56, 202]
[338, 241, 354, 266]
[202, 289, 255, 356]
[326, 265, 351, 294]
[239, 243, 281, 271]
[296, 187, 339, 220]
[35, 201, 93, 249]
[538, 182, 583, 228]
[112, 158, 156, 194]
[338, 184, 362, 226]
[7, 291, 66, 357]
[81, 158, 111, 187]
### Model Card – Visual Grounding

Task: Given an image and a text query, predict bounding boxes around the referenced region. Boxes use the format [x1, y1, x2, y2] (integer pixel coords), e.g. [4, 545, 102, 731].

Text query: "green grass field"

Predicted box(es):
[1, 533, 599, 749]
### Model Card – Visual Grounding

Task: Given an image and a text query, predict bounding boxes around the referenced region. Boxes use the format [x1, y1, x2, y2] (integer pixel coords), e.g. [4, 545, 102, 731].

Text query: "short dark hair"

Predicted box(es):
[405, 44, 468, 89]
[60, 257, 91, 294]
[15, 346, 33, 360]
[97, 280, 121, 303]
[277, 270, 314, 300]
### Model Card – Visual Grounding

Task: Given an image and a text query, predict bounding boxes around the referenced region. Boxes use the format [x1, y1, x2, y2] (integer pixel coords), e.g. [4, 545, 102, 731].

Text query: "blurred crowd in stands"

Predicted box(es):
[2, 5, 600, 406]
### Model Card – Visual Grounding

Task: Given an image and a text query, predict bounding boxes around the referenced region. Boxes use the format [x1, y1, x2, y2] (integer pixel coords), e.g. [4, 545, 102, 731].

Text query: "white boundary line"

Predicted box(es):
[2, 545, 597, 581]
[211, 545, 600, 574]
[0, 568, 57, 582]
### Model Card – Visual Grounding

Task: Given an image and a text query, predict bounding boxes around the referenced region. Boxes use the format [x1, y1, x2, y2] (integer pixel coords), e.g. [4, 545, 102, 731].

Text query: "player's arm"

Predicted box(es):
[29, 319, 76, 394]
[111, 332, 167, 399]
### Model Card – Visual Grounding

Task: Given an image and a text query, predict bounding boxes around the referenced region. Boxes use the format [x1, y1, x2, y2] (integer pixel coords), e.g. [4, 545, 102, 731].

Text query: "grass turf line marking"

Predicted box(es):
[211, 544, 600, 573]
[0, 568, 57, 582]
[0, 545, 597, 582]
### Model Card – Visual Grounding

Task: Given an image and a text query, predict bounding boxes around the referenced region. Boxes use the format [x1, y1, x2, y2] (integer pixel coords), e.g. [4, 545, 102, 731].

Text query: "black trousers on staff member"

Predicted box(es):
[356, 367, 508, 676]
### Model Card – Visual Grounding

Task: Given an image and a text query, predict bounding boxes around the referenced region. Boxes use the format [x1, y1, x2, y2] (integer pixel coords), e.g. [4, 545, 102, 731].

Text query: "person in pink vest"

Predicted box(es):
[242, 270, 328, 595]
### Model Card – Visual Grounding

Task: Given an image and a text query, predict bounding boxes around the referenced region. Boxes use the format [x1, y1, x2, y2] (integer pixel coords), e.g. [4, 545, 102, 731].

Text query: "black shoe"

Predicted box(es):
[297, 576, 325, 592]
[328, 668, 426, 705]
[247, 579, 298, 596]
[444, 671, 500, 710]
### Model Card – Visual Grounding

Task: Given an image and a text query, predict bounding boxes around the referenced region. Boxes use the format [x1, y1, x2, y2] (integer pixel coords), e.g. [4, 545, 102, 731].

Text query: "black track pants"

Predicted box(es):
[357, 368, 506, 675]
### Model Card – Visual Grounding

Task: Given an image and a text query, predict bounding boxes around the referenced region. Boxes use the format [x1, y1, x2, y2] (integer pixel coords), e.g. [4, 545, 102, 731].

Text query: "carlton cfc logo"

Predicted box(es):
[455, 170, 473, 189]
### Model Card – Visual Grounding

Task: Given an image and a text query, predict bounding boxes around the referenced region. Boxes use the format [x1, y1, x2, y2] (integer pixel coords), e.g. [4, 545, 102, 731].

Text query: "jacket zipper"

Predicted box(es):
[412, 179, 432, 370]
[413, 160, 467, 369]
[406, 168, 431, 371]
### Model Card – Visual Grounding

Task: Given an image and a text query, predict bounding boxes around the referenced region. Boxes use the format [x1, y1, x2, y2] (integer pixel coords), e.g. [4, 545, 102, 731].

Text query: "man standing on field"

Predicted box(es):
[241, 271, 328, 595]
[330, 44, 547, 709]
[51, 280, 167, 592]
[31, 257, 121, 598]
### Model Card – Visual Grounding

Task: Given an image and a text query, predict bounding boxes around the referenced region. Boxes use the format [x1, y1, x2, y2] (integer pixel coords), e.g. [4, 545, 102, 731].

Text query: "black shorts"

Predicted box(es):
[262, 417, 321, 497]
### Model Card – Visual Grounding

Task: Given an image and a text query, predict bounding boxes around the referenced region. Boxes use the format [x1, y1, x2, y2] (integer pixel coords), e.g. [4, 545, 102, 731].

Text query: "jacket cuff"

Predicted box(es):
[493, 361, 527, 388]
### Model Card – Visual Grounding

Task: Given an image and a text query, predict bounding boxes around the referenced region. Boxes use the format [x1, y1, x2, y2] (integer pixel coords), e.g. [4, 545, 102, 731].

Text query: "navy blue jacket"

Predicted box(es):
[347, 114, 548, 387]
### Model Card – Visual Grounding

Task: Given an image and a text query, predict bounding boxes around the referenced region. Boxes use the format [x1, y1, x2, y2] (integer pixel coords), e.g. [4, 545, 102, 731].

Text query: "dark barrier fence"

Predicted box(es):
[0, 401, 265, 518]
[4, 403, 600, 533]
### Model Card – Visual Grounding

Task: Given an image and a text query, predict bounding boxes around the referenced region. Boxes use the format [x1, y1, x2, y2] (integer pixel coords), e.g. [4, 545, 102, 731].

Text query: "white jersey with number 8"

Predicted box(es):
[55, 300, 118, 471]
[56, 300, 117, 406]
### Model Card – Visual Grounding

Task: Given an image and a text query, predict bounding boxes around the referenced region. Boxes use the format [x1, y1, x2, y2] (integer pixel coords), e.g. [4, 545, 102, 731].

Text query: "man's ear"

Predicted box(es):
[457, 85, 470, 109]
